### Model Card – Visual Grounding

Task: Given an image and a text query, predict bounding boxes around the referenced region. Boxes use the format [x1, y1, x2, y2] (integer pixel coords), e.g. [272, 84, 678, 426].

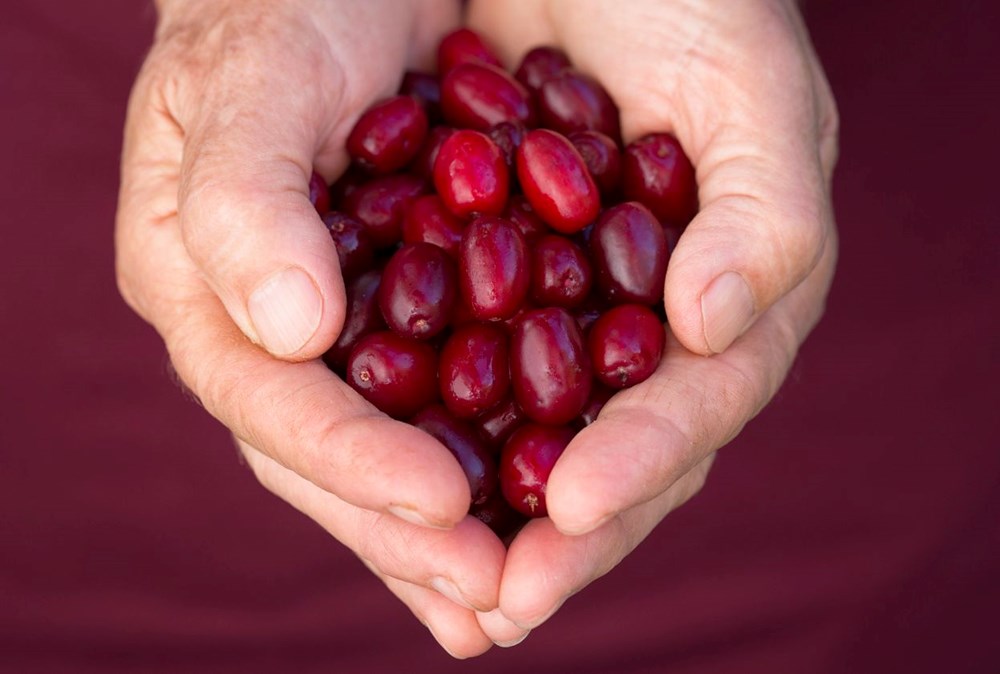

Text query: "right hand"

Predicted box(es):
[114, 0, 511, 657]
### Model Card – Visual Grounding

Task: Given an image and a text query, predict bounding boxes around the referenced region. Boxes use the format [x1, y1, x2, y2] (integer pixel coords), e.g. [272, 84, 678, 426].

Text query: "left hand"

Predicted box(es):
[466, 0, 839, 638]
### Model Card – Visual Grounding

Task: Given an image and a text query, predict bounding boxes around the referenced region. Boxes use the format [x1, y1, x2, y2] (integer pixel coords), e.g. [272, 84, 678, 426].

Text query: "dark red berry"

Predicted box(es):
[409, 125, 455, 183]
[441, 62, 536, 131]
[323, 269, 385, 374]
[346, 95, 428, 174]
[503, 195, 550, 242]
[459, 216, 529, 321]
[575, 383, 614, 429]
[487, 121, 526, 170]
[622, 133, 698, 226]
[322, 211, 375, 281]
[514, 46, 571, 92]
[510, 307, 592, 425]
[516, 129, 600, 234]
[342, 174, 426, 248]
[588, 304, 665, 388]
[346, 331, 439, 419]
[329, 164, 367, 208]
[439, 323, 510, 419]
[401, 194, 466, 258]
[411, 405, 498, 507]
[399, 70, 442, 122]
[591, 202, 669, 305]
[433, 130, 509, 217]
[471, 488, 527, 540]
[437, 28, 503, 75]
[475, 395, 528, 454]
[378, 243, 457, 340]
[569, 130, 621, 197]
[500, 423, 575, 517]
[309, 170, 330, 214]
[530, 234, 593, 307]
[537, 70, 621, 144]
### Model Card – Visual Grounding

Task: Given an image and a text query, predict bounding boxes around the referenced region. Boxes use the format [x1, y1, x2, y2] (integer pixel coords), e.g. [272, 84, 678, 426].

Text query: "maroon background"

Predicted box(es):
[1, 1, 997, 672]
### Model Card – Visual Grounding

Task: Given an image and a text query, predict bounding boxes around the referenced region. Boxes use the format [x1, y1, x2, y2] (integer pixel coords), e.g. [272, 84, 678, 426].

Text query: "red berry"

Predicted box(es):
[622, 133, 698, 226]
[590, 202, 669, 305]
[401, 194, 466, 258]
[487, 120, 527, 171]
[588, 304, 665, 388]
[471, 488, 527, 539]
[500, 423, 575, 517]
[537, 70, 621, 144]
[379, 243, 457, 340]
[399, 70, 442, 122]
[514, 46, 571, 92]
[437, 28, 503, 75]
[411, 404, 498, 507]
[439, 323, 510, 419]
[459, 216, 529, 321]
[433, 129, 509, 217]
[475, 395, 528, 454]
[346, 331, 439, 419]
[441, 62, 536, 131]
[516, 129, 600, 234]
[530, 234, 593, 308]
[321, 211, 375, 281]
[323, 269, 385, 374]
[409, 125, 455, 183]
[510, 307, 592, 425]
[346, 95, 428, 174]
[503, 195, 550, 242]
[569, 130, 622, 198]
[342, 174, 426, 248]
[575, 383, 614, 429]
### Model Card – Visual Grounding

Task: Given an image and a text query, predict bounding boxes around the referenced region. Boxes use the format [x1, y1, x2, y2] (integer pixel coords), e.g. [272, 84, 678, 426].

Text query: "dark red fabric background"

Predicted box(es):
[1, 1, 997, 672]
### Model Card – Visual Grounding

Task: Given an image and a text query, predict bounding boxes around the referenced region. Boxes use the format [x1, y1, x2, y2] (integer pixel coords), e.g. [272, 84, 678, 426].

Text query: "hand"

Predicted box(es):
[114, 0, 506, 657]
[467, 0, 839, 636]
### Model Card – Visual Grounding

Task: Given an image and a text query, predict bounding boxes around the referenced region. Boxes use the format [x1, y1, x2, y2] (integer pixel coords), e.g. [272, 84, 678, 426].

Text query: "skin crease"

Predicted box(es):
[115, 0, 838, 659]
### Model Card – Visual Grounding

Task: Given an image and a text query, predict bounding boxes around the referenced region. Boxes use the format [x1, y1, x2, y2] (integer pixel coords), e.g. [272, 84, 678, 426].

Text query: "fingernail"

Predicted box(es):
[701, 271, 755, 354]
[431, 576, 475, 611]
[555, 511, 613, 537]
[387, 504, 450, 530]
[247, 266, 322, 356]
[514, 600, 564, 630]
[494, 631, 530, 648]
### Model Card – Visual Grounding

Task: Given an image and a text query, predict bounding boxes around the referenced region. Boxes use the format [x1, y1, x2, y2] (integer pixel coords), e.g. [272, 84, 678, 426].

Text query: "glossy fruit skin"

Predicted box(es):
[346, 95, 428, 175]
[379, 243, 457, 340]
[569, 130, 622, 198]
[437, 28, 502, 75]
[399, 70, 442, 122]
[433, 130, 509, 217]
[503, 195, 550, 243]
[346, 331, 439, 419]
[459, 216, 529, 321]
[575, 383, 614, 429]
[342, 174, 426, 248]
[439, 323, 510, 419]
[487, 121, 526, 171]
[322, 211, 375, 281]
[410, 404, 498, 507]
[401, 194, 466, 258]
[475, 395, 528, 454]
[514, 46, 571, 92]
[470, 488, 527, 540]
[441, 62, 536, 131]
[516, 129, 600, 234]
[622, 133, 698, 226]
[510, 307, 592, 425]
[499, 423, 575, 517]
[591, 202, 669, 305]
[588, 304, 665, 388]
[537, 70, 622, 144]
[409, 125, 455, 183]
[309, 170, 331, 214]
[323, 269, 385, 374]
[530, 234, 593, 307]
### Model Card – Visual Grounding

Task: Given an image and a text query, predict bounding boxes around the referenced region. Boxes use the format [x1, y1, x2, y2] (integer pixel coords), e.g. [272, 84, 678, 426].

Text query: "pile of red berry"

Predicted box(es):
[310, 29, 697, 537]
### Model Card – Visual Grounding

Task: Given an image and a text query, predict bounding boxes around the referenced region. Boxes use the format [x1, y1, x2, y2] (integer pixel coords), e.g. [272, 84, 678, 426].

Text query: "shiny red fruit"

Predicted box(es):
[437, 28, 502, 75]
[530, 234, 593, 308]
[503, 195, 550, 242]
[379, 243, 457, 340]
[433, 130, 509, 217]
[439, 323, 510, 419]
[622, 133, 698, 226]
[499, 423, 575, 517]
[514, 46, 571, 92]
[487, 120, 526, 170]
[411, 405, 498, 507]
[537, 70, 621, 144]
[575, 383, 614, 429]
[569, 130, 621, 197]
[399, 70, 442, 122]
[346, 331, 439, 419]
[470, 488, 527, 540]
[459, 216, 529, 321]
[510, 307, 592, 425]
[322, 211, 374, 281]
[342, 174, 426, 248]
[588, 304, 665, 388]
[441, 62, 536, 131]
[409, 125, 455, 183]
[475, 395, 528, 454]
[323, 269, 384, 374]
[346, 95, 428, 174]
[516, 129, 600, 234]
[591, 202, 669, 304]
[401, 194, 466, 258]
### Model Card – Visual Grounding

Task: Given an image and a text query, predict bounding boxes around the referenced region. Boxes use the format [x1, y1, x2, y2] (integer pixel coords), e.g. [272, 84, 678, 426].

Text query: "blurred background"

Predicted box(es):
[1, 1, 997, 672]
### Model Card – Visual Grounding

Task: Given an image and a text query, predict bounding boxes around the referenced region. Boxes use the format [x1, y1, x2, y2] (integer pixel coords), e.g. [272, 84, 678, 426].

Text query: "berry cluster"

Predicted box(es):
[311, 29, 697, 536]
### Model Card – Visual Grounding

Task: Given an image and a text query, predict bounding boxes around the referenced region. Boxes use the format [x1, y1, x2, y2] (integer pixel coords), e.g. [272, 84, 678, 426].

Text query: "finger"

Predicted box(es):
[476, 609, 530, 648]
[238, 440, 505, 613]
[547, 232, 838, 535]
[499, 453, 715, 630]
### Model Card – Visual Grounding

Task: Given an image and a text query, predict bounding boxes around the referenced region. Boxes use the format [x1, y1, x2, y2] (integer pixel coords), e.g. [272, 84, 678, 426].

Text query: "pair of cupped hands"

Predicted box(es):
[115, 0, 838, 657]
